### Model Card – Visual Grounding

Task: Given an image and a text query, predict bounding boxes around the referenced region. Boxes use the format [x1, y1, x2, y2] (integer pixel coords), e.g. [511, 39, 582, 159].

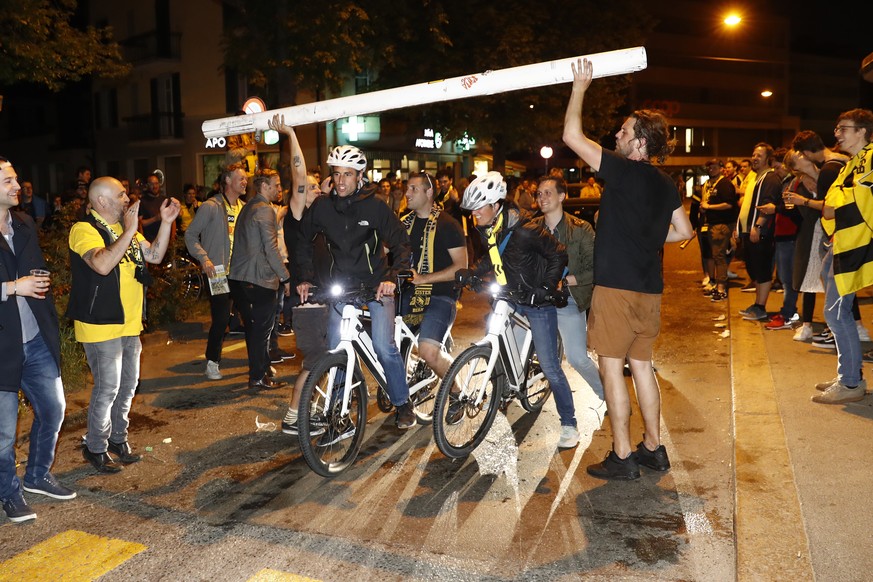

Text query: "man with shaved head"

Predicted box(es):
[67, 177, 180, 473]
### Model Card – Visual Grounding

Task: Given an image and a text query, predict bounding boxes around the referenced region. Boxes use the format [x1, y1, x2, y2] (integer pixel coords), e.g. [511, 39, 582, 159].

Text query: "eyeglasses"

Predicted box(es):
[835, 125, 858, 134]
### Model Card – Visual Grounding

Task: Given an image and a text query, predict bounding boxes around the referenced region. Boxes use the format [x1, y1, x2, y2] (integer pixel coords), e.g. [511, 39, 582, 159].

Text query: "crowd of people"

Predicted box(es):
[689, 110, 873, 406]
[4, 55, 871, 524]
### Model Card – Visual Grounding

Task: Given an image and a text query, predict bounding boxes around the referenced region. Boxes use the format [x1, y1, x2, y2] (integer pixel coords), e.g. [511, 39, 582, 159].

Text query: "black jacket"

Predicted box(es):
[65, 215, 126, 325]
[472, 201, 568, 304]
[0, 212, 61, 393]
[297, 183, 411, 289]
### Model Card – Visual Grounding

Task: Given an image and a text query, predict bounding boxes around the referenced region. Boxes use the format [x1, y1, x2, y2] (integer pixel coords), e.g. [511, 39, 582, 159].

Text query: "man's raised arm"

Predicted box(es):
[562, 58, 603, 172]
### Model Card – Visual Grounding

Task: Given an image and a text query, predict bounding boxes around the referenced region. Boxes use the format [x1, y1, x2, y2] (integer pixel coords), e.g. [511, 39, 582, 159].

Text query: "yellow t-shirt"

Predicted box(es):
[225, 198, 243, 275]
[69, 221, 146, 342]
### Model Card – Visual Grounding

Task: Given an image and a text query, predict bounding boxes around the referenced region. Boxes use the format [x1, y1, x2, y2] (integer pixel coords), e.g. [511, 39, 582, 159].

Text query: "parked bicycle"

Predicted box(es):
[297, 277, 450, 477]
[432, 280, 562, 459]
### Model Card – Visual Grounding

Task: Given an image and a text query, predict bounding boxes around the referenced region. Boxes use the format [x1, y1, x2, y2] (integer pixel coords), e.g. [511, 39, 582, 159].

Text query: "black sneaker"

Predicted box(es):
[395, 402, 417, 430]
[445, 394, 464, 426]
[2, 491, 36, 523]
[107, 440, 142, 464]
[812, 336, 836, 350]
[635, 442, 671, 471]
[586, 450, 640, 480]
[710, 291, 727, 302]
[22, 474, 77, 500]
[278, 323, 294, 337]
[811, 327, 832, 343]
[269, 348, 295, 363]
[282, 417, 324, 436]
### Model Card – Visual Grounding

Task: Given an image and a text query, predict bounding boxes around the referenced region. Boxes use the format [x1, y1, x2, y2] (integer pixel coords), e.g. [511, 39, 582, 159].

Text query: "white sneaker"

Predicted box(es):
[205, 360, 222, 380]
[858, 323, 871, 342]
[727, 270, 739, 280]
[793, 326, 813, 342]
[700, 276, 711, 287]
[557, 425, 580, 448]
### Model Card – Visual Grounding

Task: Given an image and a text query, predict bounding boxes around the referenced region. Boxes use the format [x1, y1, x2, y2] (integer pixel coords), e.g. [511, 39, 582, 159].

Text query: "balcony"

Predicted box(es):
[122, 31, 181, 64]
[123, 111, 184, 141]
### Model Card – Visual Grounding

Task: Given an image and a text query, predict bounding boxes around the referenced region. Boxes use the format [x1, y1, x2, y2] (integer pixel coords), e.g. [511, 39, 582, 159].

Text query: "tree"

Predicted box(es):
[0, 0, 129, 91]
[220, 0, 450, 108]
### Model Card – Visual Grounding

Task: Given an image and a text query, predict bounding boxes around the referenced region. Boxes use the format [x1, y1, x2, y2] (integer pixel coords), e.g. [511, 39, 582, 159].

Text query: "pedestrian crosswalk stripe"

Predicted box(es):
[0, 530, 146, 581]
[248, 569, 322, 582]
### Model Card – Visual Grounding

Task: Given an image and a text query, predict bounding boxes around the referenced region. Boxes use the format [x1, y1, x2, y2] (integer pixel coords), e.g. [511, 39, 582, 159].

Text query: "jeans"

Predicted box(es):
[0, 333, 65, 499]
[822, 248, 861, 386]
[516, 304, 577, 427]
[556, 297, 604, 399]
[327, 295, 409, 407]
[775, 239, 798, 319]
[83, 335, 142, 453]
[206, 291, 231, 362]
[230, 280, 278, 381]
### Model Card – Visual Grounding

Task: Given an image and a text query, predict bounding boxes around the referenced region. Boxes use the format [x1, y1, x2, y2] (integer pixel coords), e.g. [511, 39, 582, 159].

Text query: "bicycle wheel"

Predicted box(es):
[519, 336, 561, 412]
[175, 255, 204, 300]
[297, 353, 368, 477]
[433, 345, 502, 458]
[407, 355, 438, 424]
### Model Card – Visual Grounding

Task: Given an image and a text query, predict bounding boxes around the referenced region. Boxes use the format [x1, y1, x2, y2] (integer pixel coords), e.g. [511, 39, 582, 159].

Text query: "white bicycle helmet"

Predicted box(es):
[326, 145, 367, 172]
[461, 171, 507, 210]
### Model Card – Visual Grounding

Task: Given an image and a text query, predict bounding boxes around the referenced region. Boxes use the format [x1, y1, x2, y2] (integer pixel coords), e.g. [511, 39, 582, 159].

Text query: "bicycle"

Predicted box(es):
[432, 281, 562, 459]
[296, 278, 450, 477]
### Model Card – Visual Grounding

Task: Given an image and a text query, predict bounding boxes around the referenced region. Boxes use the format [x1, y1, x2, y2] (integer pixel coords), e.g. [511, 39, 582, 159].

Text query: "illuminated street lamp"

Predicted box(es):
[724, 13, 742, 27]
[540, 146, 553, 173]
[760, 89, 773, 98]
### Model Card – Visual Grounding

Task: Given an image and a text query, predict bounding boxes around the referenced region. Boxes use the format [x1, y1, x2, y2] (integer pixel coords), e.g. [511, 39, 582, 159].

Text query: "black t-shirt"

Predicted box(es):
[818, 159, 846, 199]
[704, 175, 739, 225]
[406, 211, 465, 297]
[595, 149, 681, 294]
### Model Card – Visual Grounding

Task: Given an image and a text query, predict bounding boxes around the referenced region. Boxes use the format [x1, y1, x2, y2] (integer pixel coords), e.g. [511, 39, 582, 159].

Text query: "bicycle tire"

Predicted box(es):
[433, 345, 502, 458]
[297, 353, 368, 477]
[519, 336, 562, 412]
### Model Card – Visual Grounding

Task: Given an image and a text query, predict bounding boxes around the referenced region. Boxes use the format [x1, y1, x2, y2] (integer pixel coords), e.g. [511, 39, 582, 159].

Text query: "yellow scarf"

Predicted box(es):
[486, 212, 507, 284]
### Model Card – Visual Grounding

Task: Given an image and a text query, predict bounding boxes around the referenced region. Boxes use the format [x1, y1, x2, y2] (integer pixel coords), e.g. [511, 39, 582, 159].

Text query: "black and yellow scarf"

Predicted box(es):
[401, 206, 440, 325]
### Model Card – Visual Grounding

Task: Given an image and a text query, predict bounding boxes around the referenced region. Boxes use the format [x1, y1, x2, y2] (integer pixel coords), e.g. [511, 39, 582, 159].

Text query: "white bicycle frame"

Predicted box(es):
[461, 296, 536, 407]
[323, 302, 449, 417]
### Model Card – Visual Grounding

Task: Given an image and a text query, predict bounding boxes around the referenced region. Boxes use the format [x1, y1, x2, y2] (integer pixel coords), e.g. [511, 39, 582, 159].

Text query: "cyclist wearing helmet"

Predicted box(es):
[456, 171, 581, 449]
[296, 145, 417, 430]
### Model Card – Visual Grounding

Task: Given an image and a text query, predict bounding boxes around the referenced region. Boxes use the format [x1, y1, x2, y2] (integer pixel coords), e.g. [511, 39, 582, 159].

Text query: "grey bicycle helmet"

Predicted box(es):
[326, 145, 367, 172]
[461, 171, 507, 210]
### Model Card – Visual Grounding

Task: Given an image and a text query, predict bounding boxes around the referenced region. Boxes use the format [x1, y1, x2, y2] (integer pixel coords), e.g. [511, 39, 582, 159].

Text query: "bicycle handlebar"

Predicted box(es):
[305, 283, 378, 307]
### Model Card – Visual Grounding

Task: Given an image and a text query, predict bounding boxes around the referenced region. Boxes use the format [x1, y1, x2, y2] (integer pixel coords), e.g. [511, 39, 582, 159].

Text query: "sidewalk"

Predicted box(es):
[729, 275, 873, 581]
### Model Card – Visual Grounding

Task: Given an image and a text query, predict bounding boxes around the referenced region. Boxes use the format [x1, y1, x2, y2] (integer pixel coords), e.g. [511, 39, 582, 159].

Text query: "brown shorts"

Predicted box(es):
[588, 286, 662, 360]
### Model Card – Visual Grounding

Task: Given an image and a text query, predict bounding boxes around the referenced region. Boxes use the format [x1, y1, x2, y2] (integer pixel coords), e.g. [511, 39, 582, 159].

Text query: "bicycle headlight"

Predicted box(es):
[489, 283, 501, 295]
[330, 284, 343, 297]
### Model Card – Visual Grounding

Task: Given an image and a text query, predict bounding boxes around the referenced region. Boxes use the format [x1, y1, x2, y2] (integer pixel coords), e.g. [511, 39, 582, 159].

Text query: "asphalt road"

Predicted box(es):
[0, 240, 766, 581]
